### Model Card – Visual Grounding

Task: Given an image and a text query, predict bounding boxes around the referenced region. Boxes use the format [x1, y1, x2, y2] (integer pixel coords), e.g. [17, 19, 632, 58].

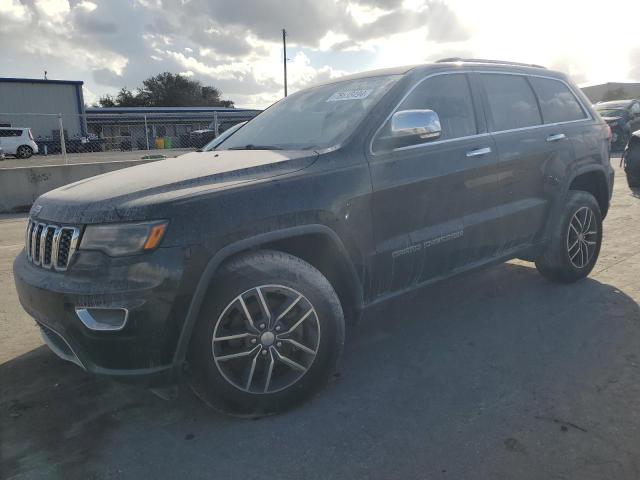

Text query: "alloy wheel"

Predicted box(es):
[17, 146, 30, 158]
[567, 206, 598, 269]
[211, 285, 321, 394]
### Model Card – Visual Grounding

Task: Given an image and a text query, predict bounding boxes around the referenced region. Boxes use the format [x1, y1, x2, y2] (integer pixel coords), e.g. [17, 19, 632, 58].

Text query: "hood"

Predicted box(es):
[33, 149, 318, 224]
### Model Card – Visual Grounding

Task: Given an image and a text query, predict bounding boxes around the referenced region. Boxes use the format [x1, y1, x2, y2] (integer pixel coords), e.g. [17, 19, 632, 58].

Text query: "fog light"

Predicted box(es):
[75, 307, 129, 331]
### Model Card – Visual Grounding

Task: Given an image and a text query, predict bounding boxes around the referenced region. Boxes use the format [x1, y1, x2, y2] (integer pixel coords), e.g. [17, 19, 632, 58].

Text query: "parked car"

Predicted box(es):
[189, 122, 241, 149]
[621, 129, 640, 188]
[14, 59, 614, 416]
[201, 121, 246, 151]
[0, 127, 38, 158]
[0, 127, 39, 158]
[594, 99, 640, 151]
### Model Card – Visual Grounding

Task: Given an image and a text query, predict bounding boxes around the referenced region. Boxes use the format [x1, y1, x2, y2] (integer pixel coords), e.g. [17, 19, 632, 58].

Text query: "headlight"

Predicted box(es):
[80, 221, 168, 256]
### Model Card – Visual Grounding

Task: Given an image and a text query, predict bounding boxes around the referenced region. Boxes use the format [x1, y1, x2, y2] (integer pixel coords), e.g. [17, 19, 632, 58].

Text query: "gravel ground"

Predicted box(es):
[1, 155, 639, 480]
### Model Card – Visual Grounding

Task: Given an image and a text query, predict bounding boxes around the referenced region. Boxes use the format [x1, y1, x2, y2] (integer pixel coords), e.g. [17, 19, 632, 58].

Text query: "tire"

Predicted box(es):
[188, 249, 345, 416]
[535, 191, 602, 283]
[16, 145, 33, 159]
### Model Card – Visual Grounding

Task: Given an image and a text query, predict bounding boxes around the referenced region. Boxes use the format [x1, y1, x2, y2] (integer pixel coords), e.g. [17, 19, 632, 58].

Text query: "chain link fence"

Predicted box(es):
[0, 110, 260, 161]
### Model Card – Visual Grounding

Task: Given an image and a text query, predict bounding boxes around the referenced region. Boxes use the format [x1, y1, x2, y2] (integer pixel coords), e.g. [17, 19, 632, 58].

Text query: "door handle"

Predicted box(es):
[466, 147, 492, 157]
[546, 133, 566, 142]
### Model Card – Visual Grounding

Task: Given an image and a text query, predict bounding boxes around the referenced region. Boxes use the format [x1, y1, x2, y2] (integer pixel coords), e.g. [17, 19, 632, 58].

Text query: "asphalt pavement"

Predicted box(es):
[1, 156, 640, 479]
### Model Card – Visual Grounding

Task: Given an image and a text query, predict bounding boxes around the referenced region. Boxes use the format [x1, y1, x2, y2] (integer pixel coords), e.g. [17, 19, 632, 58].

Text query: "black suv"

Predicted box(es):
[595, 99, 640, 151]
[14, 60, 614, 416]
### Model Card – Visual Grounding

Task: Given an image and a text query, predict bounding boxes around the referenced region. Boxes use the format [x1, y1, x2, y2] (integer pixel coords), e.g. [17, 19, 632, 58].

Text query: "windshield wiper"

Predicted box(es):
[227, 144, 284, 150]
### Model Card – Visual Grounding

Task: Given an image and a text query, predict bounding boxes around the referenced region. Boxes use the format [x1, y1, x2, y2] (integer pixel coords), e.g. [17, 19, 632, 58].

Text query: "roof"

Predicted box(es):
[435, 58, 546, 69]
[314, 59, 559, 88]
[0, 77, 83, 86]
[85, 106, 261, 114]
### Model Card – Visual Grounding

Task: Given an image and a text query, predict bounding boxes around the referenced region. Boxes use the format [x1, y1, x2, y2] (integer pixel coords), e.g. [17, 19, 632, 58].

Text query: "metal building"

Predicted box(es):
[0, 78, 86, 140]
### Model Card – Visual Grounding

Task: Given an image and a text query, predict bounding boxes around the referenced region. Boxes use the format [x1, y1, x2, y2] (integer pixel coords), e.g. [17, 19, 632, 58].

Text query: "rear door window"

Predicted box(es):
[529, 77, 587, 123]
[480, 74, 542, 131]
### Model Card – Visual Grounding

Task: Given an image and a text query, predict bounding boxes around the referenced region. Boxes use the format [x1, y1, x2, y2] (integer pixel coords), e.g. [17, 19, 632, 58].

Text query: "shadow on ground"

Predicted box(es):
[2, 262, 640, 479]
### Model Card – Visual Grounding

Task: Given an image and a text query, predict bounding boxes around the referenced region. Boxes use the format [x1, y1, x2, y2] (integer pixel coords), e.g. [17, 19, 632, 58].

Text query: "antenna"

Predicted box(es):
[282, 29, 288, 97]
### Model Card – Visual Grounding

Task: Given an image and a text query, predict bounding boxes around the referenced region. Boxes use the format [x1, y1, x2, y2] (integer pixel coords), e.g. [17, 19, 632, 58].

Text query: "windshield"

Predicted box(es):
[220, 75, 400, 151]
[597, 108, 627, 118]
[201, 121, 246, 151]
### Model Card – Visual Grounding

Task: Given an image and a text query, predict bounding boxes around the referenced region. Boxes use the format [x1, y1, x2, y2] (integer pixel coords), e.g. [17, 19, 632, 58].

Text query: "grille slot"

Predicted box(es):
[25, 219, 80, 271]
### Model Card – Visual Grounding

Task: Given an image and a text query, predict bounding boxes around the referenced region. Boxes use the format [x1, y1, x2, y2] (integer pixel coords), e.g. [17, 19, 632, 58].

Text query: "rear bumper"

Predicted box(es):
[13, 246, 198, 386]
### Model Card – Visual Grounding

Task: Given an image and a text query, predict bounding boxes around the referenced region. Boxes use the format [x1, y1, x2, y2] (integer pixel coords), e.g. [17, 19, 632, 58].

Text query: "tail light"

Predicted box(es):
[28, 129, 34, 140]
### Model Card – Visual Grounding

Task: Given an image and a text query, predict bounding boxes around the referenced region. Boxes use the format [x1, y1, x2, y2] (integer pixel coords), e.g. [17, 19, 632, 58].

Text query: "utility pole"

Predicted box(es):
[282, 28, 288, 97]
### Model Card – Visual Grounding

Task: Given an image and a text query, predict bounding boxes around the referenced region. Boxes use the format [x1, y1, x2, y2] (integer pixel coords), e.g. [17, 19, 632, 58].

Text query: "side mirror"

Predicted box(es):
[391, 109, 442, 140]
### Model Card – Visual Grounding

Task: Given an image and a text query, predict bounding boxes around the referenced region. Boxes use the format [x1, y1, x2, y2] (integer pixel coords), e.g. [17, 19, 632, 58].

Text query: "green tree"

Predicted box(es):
[98, 73, 234, 108]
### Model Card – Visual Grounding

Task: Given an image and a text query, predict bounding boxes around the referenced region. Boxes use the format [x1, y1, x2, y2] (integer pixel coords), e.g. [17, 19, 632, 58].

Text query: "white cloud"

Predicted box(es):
[1, 0, 639, 110]
[77, 1, 97, 12]
[0, 0, 32, 23]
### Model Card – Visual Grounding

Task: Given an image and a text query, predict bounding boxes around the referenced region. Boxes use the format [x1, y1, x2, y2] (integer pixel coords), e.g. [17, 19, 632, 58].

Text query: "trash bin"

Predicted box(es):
[155, 137, 165, 149]
[164, 137, 173, 149]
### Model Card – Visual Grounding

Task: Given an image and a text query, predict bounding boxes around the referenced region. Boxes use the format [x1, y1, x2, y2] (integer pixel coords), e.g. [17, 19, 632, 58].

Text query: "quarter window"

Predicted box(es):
[372, 73, 477, 153]
[0, 129, 22, 137]
[481, 74, 542, 131]
[529, 77, 586, 123]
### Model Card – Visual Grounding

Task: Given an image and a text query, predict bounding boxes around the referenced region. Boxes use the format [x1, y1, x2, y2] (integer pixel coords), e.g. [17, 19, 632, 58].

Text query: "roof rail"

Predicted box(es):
[435, 58, 546, 69]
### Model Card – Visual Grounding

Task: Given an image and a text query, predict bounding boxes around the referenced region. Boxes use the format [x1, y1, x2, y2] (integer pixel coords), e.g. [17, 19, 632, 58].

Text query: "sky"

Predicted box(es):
[1, 0, 639, 109]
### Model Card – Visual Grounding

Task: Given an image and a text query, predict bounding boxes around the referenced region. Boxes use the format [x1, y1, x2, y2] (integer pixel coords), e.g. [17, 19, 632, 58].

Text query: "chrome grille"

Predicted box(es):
[25, 219, 80, 271]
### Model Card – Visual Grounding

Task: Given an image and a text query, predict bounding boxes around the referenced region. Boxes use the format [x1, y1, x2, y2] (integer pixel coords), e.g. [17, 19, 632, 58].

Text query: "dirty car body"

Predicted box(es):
[14, 61, 614, 404]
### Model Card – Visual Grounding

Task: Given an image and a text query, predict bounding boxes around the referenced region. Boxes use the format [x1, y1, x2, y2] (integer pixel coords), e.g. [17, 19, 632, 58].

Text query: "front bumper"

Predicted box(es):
[13, 245, 199, 386]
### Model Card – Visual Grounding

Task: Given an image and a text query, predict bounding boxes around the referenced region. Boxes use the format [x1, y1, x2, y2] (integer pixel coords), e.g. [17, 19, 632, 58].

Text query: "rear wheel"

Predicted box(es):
[627, 172, 640, 188]
[16, 145, 33, 159]
[535, 191, 602, 283]
[188, 250, 345, 416]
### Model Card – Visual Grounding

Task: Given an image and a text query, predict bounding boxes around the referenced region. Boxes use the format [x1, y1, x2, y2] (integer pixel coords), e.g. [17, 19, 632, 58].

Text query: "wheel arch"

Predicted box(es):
[567, 167, 610, 218]
[171, 224, 364, 374]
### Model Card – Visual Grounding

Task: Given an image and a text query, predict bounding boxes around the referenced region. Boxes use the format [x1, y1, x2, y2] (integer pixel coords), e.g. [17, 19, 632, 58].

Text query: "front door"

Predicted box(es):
[367, 72, 500, 299]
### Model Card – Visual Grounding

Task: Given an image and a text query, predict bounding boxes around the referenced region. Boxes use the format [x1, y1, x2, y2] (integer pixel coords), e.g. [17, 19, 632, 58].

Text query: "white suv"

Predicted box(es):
[0, 127, 39, 158]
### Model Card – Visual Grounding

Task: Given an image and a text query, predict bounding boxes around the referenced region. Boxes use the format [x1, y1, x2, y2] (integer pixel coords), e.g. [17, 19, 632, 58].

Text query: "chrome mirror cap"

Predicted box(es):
[391, 109, 442, 140]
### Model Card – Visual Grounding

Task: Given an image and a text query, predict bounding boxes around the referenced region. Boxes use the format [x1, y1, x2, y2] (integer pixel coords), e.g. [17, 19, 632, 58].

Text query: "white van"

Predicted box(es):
[0, 127, 39, 158]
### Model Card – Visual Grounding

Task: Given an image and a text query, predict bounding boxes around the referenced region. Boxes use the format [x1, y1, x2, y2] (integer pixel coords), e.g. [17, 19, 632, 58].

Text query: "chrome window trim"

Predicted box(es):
[369, 69, 593, 156]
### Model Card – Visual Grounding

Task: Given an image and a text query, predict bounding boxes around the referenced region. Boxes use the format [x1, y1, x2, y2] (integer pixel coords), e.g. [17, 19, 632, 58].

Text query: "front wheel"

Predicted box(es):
[188, 250, 345, 416]
[535, 191, 602, 283]
[16, 145, 33, 159]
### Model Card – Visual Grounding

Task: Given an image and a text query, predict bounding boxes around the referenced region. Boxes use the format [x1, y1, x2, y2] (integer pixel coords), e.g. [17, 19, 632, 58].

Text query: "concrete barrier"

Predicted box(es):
[0, 159, 158, 213]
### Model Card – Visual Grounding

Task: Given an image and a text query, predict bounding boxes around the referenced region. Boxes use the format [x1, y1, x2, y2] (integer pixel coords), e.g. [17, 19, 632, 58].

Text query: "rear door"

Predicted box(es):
[477, 72, 575, 251]
[367, 72, 500, 298]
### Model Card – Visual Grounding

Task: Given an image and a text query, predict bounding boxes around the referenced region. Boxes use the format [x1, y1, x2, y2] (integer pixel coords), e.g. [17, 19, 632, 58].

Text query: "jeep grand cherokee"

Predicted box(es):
[14, 59, 614, 416]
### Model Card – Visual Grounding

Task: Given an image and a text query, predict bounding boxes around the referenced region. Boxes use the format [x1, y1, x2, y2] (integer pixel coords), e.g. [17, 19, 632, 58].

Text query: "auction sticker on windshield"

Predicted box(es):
[326, 89, 373, 102]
